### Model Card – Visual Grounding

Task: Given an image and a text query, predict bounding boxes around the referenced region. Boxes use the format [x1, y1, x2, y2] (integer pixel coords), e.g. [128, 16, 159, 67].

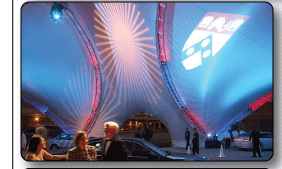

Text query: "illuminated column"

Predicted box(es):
[156, 2, 207, 139]
[61, 3, 102, 133]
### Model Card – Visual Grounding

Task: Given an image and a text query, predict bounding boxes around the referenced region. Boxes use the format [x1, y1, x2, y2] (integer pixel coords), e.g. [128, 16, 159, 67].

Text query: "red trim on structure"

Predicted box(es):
[249, 93, 273, 112]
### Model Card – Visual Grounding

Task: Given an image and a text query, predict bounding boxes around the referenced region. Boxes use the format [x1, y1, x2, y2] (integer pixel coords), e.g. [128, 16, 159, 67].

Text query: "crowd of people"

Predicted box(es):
[223, 128, 245, 149]
[23, 121, 128, 161]
[222, 127, 262, 157]
[23, 122, 263, 161]
[184, 126, 262, 157]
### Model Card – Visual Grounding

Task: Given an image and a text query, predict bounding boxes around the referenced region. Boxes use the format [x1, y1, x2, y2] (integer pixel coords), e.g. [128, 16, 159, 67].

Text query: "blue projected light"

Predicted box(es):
[50, 3, 64, 21]
[22, 2, 273, 146]
[168, 3, 272, 138]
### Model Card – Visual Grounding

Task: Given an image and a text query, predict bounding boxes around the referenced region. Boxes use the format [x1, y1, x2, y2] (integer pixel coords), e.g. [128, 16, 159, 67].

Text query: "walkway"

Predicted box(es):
[161, 146, 273, 161]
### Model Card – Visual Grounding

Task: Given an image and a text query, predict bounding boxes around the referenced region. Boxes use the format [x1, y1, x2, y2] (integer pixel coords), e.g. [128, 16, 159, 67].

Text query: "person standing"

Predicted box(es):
[192, 128, 199, 156]
[66, 131, 97, 161]
[35, 126, 50, 152]
[185, 128, 190, 150]
[135, 127, 145, 140]
[101, 121, 128, 161]
[21, 127, 27, 158]
[239, 128, 245, 136]
[232, 130, 239, 140]
[144, 127, 153, 141]
[224, 129, 231, 148]
[232, 130, 239, 138]
[249, 127, 262, 157]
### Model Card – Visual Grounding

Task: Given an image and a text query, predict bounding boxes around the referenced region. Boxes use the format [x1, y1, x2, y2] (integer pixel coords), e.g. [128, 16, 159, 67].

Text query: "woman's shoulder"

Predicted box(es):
[86, 145, 96, 150]
[68, 146, 78, 153]
[25, 152, 36, 157]
[25, 153, 37, 161]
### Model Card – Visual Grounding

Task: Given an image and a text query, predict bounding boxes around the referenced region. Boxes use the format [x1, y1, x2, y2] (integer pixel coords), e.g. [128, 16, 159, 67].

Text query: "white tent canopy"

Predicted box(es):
[21, 2, 272, 147]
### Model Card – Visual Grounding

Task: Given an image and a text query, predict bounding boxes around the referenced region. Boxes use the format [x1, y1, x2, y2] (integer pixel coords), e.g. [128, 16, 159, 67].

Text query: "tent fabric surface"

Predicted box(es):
[21, 2, 272, 147]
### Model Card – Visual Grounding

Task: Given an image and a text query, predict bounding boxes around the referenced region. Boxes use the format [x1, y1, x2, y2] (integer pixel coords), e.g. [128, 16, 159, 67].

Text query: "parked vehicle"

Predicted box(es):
[52, 137, 209, 161]
[233, 132, 273, 150]
[48, 134, 76, 150]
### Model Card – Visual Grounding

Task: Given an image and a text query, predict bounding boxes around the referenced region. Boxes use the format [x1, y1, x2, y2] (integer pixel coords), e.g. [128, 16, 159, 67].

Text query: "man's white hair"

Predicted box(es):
[104, 121, 119, 134]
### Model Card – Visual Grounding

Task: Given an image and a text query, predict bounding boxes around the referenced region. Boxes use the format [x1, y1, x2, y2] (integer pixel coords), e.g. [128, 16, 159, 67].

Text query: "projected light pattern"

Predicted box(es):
[94, 3, 163, 108]
[62, 3, 102, 133]
[164, 2, 272, 137]
[59, 65, 97, 132]
[22, 2, 273, 147]
[182, 12, 250, 70]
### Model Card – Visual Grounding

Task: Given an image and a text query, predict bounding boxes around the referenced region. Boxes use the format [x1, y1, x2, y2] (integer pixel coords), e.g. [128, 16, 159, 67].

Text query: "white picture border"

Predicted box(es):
[12, 0, 282, 168]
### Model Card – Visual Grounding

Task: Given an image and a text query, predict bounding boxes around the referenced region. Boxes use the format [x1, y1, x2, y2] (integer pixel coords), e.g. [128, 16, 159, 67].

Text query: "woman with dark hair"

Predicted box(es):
[25, 135, 66, 161]
[66, 131, 97, 161]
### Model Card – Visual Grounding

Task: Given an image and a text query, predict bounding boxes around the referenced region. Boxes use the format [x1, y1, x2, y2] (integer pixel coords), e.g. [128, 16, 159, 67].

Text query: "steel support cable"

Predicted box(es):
[156, 2, 207, 138]
[61, 3, 102, 133]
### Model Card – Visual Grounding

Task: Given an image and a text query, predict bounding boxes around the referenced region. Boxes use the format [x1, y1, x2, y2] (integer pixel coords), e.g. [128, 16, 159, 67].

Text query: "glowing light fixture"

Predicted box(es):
[50, 3, 64, 21]
[207, 133, 212, 138]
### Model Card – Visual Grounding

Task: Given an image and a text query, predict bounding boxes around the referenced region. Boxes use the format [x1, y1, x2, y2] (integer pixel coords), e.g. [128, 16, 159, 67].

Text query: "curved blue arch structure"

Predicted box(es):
[156, 2, 208, 139]
[59, 3, 102, 133]
[21, 2, 272, 146]
[162, 2, 272, 139]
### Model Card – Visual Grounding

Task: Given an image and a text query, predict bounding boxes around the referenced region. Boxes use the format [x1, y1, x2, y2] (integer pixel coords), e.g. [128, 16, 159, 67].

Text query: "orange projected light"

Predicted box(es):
[59, 65, 97, 131]
[94, 3, 163, 108]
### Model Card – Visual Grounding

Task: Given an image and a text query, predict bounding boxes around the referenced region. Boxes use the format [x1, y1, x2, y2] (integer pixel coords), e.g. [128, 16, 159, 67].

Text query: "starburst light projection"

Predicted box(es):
[94, 3, 163, 110]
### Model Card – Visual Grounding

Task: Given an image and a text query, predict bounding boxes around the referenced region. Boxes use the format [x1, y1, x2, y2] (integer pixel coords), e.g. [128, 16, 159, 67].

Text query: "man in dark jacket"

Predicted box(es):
[192, 128, 199, 155]
[101, 121, 128, 161]
[185, 128, 190, 150]
[249, 127, 262, 157]
[135, 127, 145, 140]
[144, 127, 153, 141]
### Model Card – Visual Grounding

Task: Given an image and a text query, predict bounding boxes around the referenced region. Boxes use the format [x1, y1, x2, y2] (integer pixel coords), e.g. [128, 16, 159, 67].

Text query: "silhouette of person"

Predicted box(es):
[135, 127, 145, 140]
[224, 129, 231, 148]
[249, 126, 261, 157]
[144, 127, 153, 141]
[185, 128, 190, 150]
[192, 128, 199, 155]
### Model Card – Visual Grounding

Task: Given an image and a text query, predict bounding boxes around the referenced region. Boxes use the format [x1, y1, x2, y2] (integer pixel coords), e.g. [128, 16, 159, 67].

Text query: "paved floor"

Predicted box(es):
[161, 146, 273, 161]
[42, 146, 272, 162]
